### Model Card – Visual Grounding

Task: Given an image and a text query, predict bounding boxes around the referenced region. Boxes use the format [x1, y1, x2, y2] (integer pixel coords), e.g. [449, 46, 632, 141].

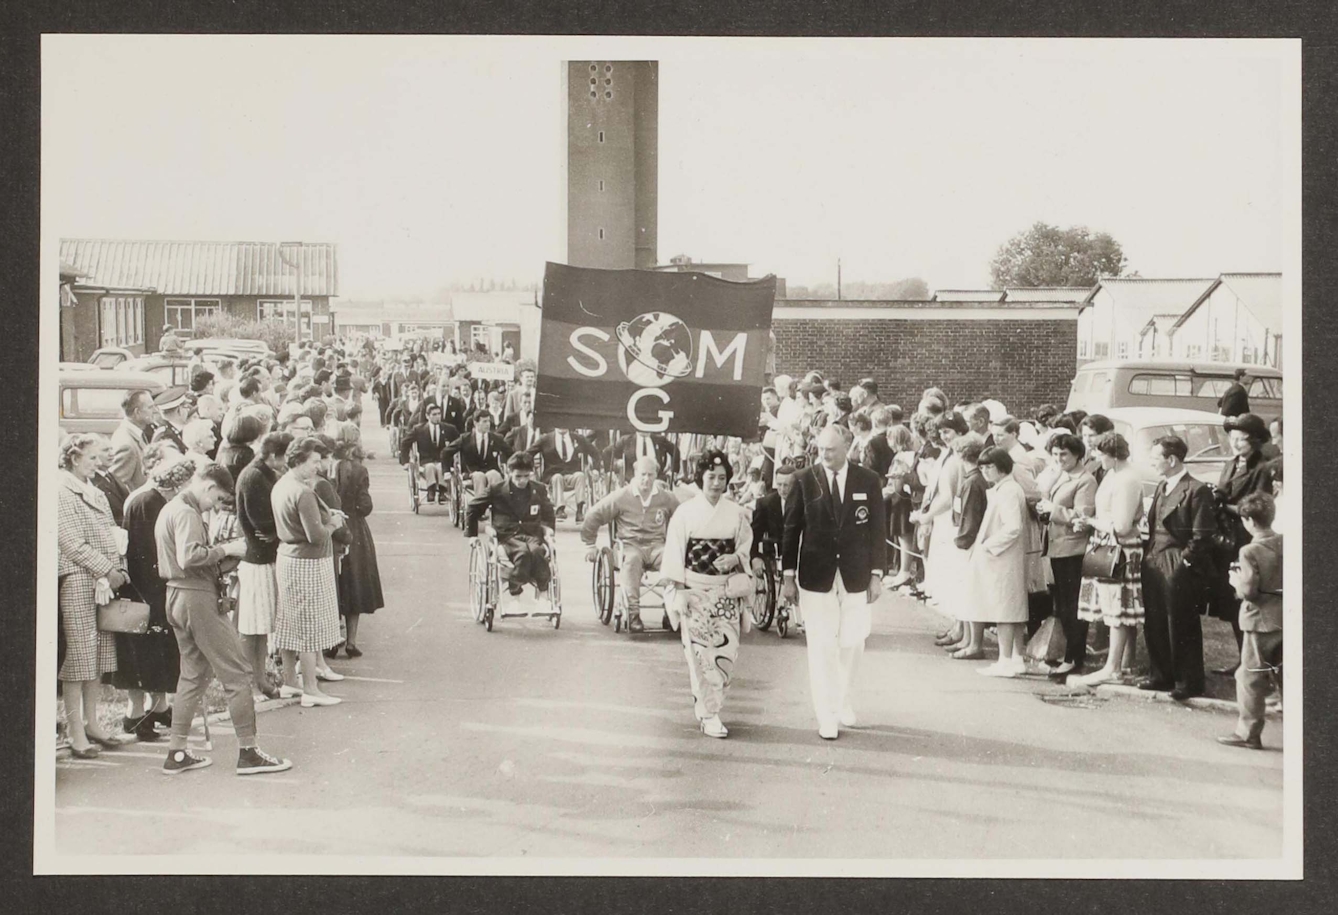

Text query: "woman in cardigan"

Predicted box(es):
[1035, 433, 1099, 678]
[216, 411, 267, 485]
[270, 437, 346, 707]
[1069, 433, 1146, 687]
[334, 440, 385, 658]
[57, 434, 132, 758]
[235, 431, 292, 700]
[111, 454, 195, 741]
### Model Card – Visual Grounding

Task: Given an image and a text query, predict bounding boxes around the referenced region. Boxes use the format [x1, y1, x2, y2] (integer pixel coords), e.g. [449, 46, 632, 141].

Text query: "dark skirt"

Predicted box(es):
[886, 494, 913, 540]
[104, 582, 180, 693]
[338, 515, 385, 615]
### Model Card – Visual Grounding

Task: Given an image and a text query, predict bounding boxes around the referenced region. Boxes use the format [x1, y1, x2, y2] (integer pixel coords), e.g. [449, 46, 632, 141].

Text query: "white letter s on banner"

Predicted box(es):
[567, 327, 609, 377]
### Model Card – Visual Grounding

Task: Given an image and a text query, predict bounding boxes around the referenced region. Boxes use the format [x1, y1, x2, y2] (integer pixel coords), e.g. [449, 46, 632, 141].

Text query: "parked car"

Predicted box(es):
[122, 353, 196, 388]
[1101, 406, 1232, 503]
[186, 337, 274, 360]
[89, 347, 136, 369]
[1066, 359, 1282, 425]
[58, 368, 166, 435]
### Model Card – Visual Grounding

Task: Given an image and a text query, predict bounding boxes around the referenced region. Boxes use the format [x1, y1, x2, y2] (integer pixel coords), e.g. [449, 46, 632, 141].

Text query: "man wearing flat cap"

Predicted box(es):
[150, 386, 192, 454]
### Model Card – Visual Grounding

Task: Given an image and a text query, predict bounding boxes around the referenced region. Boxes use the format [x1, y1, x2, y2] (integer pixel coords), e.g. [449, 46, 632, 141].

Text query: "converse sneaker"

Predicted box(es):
[236, 746, 293, 775]
[162, 748, 212, 775]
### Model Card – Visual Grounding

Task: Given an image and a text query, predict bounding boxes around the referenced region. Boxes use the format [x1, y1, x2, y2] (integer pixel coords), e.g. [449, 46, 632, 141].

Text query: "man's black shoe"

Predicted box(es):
[1137, 679, 1173, 692]
[507, 583, 524, 597]
[1170, 687, 1203, 703]
[628, 614, 645, 634]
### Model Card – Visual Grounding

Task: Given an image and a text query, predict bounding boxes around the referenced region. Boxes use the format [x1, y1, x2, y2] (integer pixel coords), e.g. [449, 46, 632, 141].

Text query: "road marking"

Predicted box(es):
[56, 759, 121, 768]
[337, 675, 405, 684]
[406, 617, 424, 633]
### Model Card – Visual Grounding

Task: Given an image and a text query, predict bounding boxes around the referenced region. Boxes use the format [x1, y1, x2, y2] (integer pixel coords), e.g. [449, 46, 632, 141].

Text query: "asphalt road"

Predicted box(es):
[51, 405, 1285, 864]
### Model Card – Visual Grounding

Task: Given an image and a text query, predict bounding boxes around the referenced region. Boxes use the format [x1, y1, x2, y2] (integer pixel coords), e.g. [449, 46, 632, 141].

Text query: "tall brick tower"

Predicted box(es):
[561, 61, 658, 270]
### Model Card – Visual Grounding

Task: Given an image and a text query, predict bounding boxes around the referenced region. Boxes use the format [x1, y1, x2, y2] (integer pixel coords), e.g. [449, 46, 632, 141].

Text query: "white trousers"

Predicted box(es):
[798, 571, 871, 730]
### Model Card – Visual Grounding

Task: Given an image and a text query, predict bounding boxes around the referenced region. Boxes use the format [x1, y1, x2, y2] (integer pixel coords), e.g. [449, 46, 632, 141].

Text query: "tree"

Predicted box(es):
[989, 222, 1127, 289]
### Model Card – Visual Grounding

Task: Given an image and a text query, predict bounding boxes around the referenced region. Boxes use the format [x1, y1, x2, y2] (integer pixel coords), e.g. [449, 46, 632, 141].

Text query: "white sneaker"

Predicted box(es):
[700, 716, 728, 738]
[300, 692, 342, 707]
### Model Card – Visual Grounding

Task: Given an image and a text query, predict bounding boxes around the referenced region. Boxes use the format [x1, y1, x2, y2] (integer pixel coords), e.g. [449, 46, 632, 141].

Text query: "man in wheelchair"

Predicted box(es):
[465, 451, 557, 611]
[580, 456, 681, 633]
[451, 409, 511, 498]
[397, 402, 459, 502]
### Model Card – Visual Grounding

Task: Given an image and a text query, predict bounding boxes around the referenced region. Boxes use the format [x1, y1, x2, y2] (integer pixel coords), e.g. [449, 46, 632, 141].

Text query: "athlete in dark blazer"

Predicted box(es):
[781, 456, 888, 593]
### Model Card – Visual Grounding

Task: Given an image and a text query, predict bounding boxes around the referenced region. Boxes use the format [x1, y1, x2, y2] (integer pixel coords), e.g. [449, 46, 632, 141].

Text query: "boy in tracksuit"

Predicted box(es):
[1218, 491, 1284, 750]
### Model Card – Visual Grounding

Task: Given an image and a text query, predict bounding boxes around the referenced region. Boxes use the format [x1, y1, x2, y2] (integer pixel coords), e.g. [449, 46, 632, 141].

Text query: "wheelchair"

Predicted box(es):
[539, 453, 600, 525]
[406, 445, 458, 520]
[751, 535, 794, 638]
[590, 515, 672, 634]
[468, 514, 563, 631]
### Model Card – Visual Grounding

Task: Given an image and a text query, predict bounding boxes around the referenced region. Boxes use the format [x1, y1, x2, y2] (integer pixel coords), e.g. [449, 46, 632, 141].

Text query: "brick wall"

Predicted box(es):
[772, 317, 1077, 416]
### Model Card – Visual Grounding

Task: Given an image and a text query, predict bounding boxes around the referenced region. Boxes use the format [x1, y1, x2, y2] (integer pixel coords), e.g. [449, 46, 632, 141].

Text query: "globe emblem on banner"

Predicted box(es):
[615, 311, 695, 388]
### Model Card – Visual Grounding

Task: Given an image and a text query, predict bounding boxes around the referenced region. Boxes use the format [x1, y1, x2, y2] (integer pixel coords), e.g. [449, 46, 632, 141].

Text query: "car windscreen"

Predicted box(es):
[1130, 422, 1229, 463]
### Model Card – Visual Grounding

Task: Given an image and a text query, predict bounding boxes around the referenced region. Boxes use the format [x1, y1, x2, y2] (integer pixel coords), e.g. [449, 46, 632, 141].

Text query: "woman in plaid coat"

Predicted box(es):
[58, 434, 130, 758]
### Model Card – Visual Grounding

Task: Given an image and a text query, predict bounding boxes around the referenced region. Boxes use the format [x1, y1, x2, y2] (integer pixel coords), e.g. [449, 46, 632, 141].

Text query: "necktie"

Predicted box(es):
[830, 469, 842, 518]
[478, 435, 486, 456]
[560, 435, 570, 462]
[432, 425, 438, 447]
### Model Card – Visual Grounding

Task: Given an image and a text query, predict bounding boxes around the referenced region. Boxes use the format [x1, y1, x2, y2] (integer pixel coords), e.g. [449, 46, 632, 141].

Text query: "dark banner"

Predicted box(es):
[534, 262, 776, 435]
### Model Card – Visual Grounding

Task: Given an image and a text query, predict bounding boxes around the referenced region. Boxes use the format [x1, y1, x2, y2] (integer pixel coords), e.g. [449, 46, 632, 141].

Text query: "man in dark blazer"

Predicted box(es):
[449, 410, 512, 497]
[464, 451, 556, 609]
[613, 432, 679, 482]
[861, 413, 897, 481]
[506, 404, 543, 456]
[397, 403, 460, 502]
[1217, 369, 1251, 418]
[781, 424, 888, 740]
[527, 428, 602, 521]
[1140, 434, 1218, 701]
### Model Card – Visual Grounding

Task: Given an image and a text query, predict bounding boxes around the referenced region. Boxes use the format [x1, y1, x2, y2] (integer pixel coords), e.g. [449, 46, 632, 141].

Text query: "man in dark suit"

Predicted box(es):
[781, 424, 888, 740]
[613, 432, 678, 482]
[464, 451, 557, 612]
[397, 403, 460, 502]
[861, 409, 897, 481]
[751, 461, 801, 629]
[506, 402, 543, 456]
[498, 389, 535, 438]
[449, 410, 512, 497]
[527, 428, 601, 521]
[1140, 434, 1218, 701]
[1217, 369, 1251, 418]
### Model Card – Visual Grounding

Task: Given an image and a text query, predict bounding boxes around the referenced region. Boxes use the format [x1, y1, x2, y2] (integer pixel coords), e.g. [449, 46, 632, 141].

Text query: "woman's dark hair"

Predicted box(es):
[1048, 432, 1086, 461]
[1051, 415, 1077, 433]
[1093, 431, 1131, 461]
[1064, 409, 1088, 429]
[227, 412, 266, 446]
[850, 412, 872, 433]
[978, 446, 1014, 475]
[694, 448, 735, 487]
[258, 431, 294, 460]
[1034, 403, 1061, 426]
[1080, 413, 1114, 435]
[933, 411, 970, 436]
[284, 436, 329, 469]
[333, 439, 363, 461]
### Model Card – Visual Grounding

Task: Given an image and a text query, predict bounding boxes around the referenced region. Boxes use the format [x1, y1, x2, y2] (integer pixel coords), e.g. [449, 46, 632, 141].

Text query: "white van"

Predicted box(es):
[1065, 359, 1282, 425]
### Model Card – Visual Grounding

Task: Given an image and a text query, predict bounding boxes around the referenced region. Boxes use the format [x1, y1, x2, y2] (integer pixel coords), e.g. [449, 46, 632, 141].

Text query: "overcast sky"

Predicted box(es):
[42, 36, 1296, 298]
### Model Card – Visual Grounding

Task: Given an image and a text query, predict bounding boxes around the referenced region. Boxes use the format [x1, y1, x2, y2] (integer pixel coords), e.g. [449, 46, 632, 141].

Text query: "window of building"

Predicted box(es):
[99, 295, 145, 347]
[1185, 344, 1202, 359]
[1092, 342, 1110, 358]
[1077, 339, 1089, 358]
[1116, 341, 1129, 360]
[164, 298, 221, 336]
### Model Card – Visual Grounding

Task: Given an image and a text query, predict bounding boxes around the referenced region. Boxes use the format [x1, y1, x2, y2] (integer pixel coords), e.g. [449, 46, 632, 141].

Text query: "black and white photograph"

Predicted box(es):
[35, 34, 1301, 877]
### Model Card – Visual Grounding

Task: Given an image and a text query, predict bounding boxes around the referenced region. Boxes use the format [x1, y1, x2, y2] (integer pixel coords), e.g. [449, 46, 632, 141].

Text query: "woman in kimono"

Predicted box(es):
[662, 449, 753, 739]
[960, 447, 1030, 677]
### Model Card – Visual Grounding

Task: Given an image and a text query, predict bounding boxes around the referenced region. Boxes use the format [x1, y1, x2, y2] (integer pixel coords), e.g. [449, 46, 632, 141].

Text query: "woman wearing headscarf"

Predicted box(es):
[662, 449, 754, 739]
[333, 439, 384, 658]
[57, 434, 132, 757]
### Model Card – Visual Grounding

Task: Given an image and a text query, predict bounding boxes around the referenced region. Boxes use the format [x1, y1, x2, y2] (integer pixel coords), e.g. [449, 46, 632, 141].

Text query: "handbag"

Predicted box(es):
[97, 598, 151, 634]
[725, 572, 754, 600]
[1023, 615, 1066, 664]
[1081, 540, 1123, 581]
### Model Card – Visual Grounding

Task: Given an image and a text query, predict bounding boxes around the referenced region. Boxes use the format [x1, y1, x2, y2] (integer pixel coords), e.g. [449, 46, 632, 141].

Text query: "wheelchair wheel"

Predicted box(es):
[452, 474, 465, 529]
[777, 608, 789, 639]
[468, 539, 488, 623]
[593, 547, 615, 625]
[408, 469, 420, 514]
[753, 559, 777, 631]
[484, 605, 494, 631]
